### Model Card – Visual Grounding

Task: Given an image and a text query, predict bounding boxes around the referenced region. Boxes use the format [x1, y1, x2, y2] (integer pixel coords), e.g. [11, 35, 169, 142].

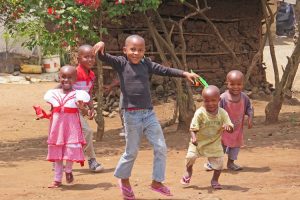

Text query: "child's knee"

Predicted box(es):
[124, 148, 139, 160]
[185, 157, 197, 167]
[154, 142, 167, 155]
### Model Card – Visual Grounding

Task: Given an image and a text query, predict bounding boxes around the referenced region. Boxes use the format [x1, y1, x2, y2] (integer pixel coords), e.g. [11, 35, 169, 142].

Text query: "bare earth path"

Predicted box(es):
[264, 37, 300, 91]
[0, 83, 300, 200]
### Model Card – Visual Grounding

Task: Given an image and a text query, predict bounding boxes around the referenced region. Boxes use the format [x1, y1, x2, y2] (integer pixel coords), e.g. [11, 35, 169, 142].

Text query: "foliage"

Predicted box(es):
[1, 0, 162, 56]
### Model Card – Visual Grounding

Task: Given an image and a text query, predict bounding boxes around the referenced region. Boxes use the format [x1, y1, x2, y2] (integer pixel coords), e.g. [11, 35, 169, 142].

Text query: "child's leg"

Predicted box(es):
[212, 170, 222, 188]
[79, 114, 103, 172]
[226, 147, 242, 170]
[48, 161, 63, 188]
[180, 143, 198, 185]
[54, 161, 64, 182]
[143, 110, 172, 195]
[183, 157, 196, 180]
[143, 111, 167, 184]
[80, 115, 96, 159]
[114, 110, 143, 188]
[65, 161, 74, 183]
[208, 157, 223, 189]
[65, 161, 73, 173]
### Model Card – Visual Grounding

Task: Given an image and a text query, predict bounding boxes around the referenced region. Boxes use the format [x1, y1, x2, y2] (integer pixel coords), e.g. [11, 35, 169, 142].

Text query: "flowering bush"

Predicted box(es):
[1, 0, 161, 55]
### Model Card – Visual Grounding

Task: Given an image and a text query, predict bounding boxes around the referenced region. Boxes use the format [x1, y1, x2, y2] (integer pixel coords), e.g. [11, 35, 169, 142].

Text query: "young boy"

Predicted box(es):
[73, 44, 103, 172]
[181, 85, 233, 189]
[93, 35, 199, 199]
[220, 70, 253, 171]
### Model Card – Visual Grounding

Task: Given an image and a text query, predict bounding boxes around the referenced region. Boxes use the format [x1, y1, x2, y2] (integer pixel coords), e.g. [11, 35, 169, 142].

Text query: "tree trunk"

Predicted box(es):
[176, 79, 195, 130]
[145, 11, 196, 130]
[265, 95, 283, 123]
[285, 1, 300, 91]
[265, 30, 300, 123]
[94, 10, 105, 141]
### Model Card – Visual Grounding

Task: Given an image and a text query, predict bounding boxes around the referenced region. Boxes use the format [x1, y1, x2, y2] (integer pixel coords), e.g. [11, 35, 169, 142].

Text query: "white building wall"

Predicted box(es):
[0, 22, 33, 56]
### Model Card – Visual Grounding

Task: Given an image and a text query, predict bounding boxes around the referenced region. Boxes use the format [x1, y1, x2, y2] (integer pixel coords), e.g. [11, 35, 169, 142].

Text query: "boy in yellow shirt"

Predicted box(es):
[180, 85, 233, 189]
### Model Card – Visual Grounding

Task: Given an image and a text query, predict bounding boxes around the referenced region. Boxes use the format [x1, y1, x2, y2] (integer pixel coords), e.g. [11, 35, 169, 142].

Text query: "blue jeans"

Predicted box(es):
[114, 109, 167, 182]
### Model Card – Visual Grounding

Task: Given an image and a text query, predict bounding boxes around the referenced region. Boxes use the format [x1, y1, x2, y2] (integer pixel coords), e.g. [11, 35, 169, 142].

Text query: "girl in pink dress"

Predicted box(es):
[43, 66, 90, 188]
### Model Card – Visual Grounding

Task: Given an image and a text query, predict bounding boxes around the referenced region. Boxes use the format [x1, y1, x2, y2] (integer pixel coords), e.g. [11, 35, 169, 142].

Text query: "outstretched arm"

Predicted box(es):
[182, 71, 200, 84]
[149, 61, 199, 84]
[93, 41, 126, 71]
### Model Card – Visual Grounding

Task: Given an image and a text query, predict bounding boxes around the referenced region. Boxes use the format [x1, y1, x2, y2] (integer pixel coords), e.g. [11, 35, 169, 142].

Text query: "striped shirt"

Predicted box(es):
[73, 64, 95, 94]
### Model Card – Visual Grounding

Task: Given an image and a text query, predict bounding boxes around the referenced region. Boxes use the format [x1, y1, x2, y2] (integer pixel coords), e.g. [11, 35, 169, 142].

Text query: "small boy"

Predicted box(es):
[73, 44, 103, 172]
[181, 85, 233, 189]
[94, 34, 199, 199]
[220, 70, 253, 171]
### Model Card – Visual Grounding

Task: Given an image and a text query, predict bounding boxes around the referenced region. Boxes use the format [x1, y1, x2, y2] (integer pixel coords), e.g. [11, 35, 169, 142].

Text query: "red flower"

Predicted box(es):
[75, 0, 101, 9]
[47, 7, 53, 15]
[47, 7, 56, 15]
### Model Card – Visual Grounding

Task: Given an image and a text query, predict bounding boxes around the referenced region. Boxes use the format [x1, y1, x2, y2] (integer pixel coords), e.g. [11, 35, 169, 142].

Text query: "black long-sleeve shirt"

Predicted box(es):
[98, 53, 184, 109]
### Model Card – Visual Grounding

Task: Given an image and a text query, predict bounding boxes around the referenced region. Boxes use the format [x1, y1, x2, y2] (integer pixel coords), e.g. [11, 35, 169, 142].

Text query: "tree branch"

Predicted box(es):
[245, 0, 269, 84]
[264, 0, 279, 88]
[183, 1, 239, 63]
[144, 13, 179, 129]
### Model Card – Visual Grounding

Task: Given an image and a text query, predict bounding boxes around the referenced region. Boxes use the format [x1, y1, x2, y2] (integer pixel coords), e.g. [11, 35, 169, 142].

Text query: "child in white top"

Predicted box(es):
[42, 66, 89, 188]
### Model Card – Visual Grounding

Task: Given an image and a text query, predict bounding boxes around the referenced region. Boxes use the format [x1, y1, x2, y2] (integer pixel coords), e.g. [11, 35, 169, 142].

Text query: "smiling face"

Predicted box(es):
[202, 85, 220, 115]
[59, 66, 76, 92]
[77, 45, 95, 70]
[226, 70, 244, 96]
[123, 35, 145, 64]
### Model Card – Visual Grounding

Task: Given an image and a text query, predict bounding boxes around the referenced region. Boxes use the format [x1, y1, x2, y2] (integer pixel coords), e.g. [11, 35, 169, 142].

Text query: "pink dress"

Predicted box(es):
[44, 89, 90, 164]
[220, 91, 253, 147]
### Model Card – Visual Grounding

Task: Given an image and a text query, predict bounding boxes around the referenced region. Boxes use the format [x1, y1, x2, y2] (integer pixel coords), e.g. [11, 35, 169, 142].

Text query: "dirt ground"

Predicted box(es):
[0, 82, 300, 200]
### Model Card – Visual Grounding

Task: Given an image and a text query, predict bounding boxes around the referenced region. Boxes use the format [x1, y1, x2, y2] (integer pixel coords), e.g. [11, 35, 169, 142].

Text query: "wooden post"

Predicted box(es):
[95, 9, 105, 141]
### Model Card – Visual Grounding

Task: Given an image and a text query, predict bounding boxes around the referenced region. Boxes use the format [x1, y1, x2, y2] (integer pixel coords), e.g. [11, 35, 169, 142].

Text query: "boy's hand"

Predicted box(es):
[182, 72, 200, 84]
[76, 100, 88, 116]
[76, 100, 85, 110]
[190, 131, 198, 146]
[93, 41, 105, 55]
[191, 137, 198, 146]
[88, 108, 95, 120]
[223, 124, 233, 133]
[248, 117, 253, 129]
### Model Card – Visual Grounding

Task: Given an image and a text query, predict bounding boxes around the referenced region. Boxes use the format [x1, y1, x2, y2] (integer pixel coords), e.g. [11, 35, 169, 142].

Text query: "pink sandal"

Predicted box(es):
[211, 181, 223, 190]
[118, 180, 135, 200]
[150, 185, 173, 196]
[180, 175, 191, 186]
[48, 181, 62, 188]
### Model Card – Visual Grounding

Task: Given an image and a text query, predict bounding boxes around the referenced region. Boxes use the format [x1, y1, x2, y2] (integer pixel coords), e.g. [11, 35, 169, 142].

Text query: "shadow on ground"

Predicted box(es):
[0, 111, 299, 166]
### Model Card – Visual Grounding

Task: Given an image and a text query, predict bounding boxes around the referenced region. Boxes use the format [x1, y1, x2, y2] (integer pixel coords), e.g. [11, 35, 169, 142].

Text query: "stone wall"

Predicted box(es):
[101, 0, 265, 88]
